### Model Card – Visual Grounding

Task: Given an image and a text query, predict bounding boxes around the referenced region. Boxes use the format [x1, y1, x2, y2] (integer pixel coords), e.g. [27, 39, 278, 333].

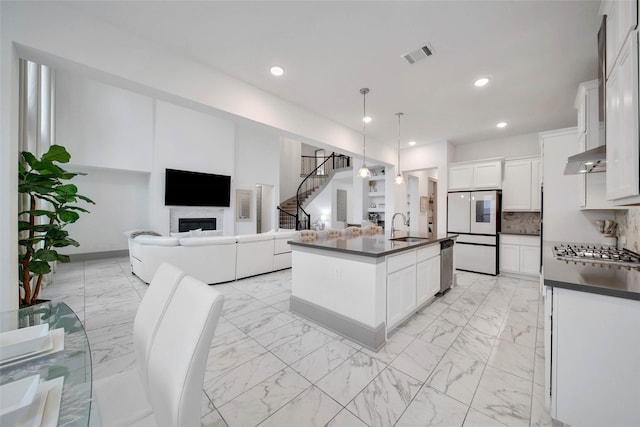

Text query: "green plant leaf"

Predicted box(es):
[33, 249, 60, 262]
[58, 210, 80, 223]
[18, 209, 57, 218]
[78, 195, 95, 204]
[29, 260, 51, 275]
[41, 145, 71, 164]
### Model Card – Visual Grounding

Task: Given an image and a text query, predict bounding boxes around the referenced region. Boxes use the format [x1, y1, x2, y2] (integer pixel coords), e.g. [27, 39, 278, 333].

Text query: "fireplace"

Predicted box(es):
[178, 218, 216, 232]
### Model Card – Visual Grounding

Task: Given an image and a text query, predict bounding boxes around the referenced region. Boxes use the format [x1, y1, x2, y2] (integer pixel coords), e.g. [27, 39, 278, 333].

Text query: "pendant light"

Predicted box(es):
[394, 112, 405, 184]
[357, 88, 372, 178]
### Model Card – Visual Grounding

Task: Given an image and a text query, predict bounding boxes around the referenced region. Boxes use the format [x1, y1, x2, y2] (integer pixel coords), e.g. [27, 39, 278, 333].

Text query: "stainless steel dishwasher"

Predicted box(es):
[439, 239, 454, 293]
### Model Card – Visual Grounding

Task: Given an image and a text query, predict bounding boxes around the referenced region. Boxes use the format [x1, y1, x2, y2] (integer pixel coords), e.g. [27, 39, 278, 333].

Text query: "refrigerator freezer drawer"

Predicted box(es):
[455, 234, 497, 245]
[455, 242, 498, 275]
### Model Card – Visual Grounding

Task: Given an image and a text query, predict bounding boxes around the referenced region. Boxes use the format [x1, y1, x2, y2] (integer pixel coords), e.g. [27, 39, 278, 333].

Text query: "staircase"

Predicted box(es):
[278, 153, 350, 230]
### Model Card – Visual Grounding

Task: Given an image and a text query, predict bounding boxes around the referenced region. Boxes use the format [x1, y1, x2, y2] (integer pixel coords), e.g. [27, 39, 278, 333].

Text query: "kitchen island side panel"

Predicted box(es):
[291, 248, 386, 328]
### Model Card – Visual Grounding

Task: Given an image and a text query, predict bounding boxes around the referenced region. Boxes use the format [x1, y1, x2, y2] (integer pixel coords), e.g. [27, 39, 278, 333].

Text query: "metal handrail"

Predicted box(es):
[295, 152, 348, 229]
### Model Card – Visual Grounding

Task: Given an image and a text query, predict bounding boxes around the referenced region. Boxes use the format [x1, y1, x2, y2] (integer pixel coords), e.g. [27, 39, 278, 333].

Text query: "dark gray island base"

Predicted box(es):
[542, 241, 640, 300]
[289, 233, 456, 350]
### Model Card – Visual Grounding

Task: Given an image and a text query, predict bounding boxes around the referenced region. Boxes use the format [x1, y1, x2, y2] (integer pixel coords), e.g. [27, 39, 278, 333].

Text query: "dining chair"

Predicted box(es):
[93, 267, 224, 427]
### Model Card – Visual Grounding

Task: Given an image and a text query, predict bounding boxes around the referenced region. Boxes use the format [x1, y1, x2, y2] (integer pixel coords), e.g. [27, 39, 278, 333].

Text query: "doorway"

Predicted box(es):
[256, 184, 274, 233]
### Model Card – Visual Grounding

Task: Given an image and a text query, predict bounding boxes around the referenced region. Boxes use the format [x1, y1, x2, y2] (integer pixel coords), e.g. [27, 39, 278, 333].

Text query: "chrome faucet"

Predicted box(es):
[391, 212, 407, 239]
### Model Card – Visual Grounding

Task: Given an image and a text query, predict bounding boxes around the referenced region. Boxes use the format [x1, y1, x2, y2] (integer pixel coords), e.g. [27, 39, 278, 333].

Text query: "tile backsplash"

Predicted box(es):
[616, 207, 640, 252]
[501, 212, 541, 235]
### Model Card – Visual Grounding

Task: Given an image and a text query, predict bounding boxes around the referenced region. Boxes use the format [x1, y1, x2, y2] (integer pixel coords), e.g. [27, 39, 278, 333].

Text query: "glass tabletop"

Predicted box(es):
[0, 301, 92, 426]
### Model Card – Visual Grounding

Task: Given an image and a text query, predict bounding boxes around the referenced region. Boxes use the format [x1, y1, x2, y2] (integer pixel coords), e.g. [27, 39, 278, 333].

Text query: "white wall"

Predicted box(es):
[305, 171, 353, 228]
[453, 132, 541, 163]
[63, 167, 150, 254]
[234, 124, 280, 234]
[400, 140, 451, 236]
[279, 138, 302, 203]
[152, 101, 235, 236]
[55, 70, 154, 172]
[541, 128, 615, 243]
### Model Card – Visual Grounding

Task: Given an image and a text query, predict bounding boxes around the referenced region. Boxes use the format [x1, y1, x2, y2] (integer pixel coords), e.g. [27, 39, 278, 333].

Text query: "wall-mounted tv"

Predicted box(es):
[165, 168, 231, 207]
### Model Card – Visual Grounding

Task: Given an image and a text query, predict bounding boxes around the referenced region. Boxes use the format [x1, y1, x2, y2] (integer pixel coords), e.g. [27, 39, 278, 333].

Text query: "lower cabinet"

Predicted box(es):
[548, 287, 640, 426]
[387, 245, 441, 330]
[387, 265, 416, 329]
[416, 255, 440, 306]
[499, 234, 540, 276]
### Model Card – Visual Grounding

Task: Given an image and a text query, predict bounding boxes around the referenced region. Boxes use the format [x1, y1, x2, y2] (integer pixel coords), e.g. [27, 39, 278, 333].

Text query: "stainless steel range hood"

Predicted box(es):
[564, 145, 606, 175]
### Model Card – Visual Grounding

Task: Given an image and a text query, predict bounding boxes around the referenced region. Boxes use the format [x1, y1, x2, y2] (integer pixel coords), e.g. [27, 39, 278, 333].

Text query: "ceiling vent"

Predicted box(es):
[402, 43, 434, 65]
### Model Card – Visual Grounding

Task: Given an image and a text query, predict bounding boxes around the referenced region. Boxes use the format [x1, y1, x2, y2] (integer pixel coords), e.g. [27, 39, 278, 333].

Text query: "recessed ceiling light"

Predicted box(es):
[408, 140, 416, 146]
[363, 116, 372, 124]
[496, 122, 507, 128]
[270, 66, 284, 77]
[474, 77, 490, 87]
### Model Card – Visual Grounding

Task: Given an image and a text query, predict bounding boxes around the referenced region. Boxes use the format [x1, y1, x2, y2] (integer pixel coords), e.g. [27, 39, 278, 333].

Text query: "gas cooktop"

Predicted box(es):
[552, 244, 640, 270]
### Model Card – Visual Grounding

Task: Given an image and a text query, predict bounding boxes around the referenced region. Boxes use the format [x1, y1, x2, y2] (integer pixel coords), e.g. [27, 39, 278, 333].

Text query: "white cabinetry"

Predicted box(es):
[416, 246, 441, 306]
[548, 287, 640, 427]
[502, 157, 542, 211]
[386, 244, 441, 330]
[606, 32, 640, 203]
[603, 0, 638, 78]
[499, 234, 540, 276]
[448, 159, 502, 191]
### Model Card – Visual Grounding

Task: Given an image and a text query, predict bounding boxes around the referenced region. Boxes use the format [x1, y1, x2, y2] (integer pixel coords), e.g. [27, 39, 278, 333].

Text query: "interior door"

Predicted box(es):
[470, 191, 497, 234]
[447, 192, 470, 233]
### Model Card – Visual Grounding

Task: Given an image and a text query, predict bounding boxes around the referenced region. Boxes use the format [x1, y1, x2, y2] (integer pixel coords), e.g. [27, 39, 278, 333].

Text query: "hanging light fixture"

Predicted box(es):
[357, 88, 372, 178]
[395, 112, 405, 184]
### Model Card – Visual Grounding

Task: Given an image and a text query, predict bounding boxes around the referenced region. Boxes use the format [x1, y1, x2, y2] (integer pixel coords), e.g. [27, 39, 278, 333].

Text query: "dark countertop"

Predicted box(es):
[499, 231, 541, 237]
[290, 232, 457, 258]
[543, 241, 640, 301]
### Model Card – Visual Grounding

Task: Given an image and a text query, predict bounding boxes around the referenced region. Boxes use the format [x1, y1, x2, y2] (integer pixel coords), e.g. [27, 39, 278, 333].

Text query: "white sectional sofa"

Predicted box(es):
[127, 230, 299, 285]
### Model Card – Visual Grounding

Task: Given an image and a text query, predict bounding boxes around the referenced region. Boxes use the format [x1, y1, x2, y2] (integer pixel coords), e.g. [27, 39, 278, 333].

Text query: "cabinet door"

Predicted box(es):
[473, 161, 502, 189]
[577, 134, 587, 208]
[503, 160, 532, 211]
[520, 245, 540, 276]
[387, 265, 416, 330]
[500, 243, 520, 273]
[607, 33, 639, 201]
[448, 165, 473, 190]
[416, 256, 440, 306]
[531, 158, 542, 211]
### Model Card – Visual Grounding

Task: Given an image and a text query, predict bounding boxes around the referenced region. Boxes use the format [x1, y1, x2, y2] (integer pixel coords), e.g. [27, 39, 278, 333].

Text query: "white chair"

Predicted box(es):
[93, 269, 224, 427]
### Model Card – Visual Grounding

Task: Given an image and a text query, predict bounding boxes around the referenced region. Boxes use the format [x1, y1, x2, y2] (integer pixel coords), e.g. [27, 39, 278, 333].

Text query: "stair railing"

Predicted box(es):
[296, 152, 349, 229]
[276, 206, 296, 230]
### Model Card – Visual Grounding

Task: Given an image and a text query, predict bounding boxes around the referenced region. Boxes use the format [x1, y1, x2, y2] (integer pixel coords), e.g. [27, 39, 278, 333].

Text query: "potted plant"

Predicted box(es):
[18, 145, 94, 306]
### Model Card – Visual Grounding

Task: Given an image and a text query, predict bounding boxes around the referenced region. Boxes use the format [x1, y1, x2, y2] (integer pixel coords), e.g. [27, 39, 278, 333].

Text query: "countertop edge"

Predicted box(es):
[289, 235, 457, 258]
[544, 278, 640, 301]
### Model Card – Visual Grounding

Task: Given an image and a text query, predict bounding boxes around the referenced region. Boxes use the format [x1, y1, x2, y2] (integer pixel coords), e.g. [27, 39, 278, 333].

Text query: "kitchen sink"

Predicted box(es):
[391, 236, 430, 243]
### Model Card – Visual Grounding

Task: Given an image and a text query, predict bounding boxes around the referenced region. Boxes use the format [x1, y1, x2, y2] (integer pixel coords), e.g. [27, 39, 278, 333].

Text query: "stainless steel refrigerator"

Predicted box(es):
[447, 190, 501, 275]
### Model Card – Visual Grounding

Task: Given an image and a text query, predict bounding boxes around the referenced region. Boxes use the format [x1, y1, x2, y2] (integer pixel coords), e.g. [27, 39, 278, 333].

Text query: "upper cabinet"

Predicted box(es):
[602, 2, 640, 205]
[502, 157, 542, 211]
[604, 0, 638, 79]
[448, 159, 502, 191]
[606, 31, 640, 204]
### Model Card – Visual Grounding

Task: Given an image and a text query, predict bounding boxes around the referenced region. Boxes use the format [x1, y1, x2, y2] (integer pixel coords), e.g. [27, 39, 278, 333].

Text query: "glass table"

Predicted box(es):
[0, 301, 92, 426]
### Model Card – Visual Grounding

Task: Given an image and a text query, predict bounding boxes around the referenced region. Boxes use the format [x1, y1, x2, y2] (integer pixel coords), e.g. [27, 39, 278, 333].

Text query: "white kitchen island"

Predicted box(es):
[289, 233, 456, 350]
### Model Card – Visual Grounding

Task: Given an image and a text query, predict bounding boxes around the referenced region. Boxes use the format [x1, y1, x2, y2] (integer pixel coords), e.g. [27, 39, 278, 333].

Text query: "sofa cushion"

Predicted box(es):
[170, 231, 191, 238]
[274, 230, 300, 240]
[134, 236, 180, 246]
[179, 236, 237, 247]
[125, 229, 161, 239]
[236, 233, 275, 243]
[202, 230, 223, 237]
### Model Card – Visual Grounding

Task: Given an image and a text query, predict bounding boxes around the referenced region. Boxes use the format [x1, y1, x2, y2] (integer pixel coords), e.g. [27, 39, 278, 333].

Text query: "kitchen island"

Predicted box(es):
[289, 233, 456, 350]
[542, 241, 640, 427]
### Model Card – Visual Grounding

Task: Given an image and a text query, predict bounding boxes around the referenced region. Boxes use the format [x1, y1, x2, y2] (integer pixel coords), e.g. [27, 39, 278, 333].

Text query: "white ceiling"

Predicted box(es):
[69, 0, 602, 148]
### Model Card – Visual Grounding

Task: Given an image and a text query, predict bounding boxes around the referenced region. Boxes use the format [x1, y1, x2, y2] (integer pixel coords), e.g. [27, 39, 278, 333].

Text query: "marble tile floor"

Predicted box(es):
[42, 257, 552, 427]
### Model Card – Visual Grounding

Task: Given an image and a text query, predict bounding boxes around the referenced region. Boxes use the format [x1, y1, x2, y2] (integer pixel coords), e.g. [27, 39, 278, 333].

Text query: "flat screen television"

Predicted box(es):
[165, 168, 231, 207]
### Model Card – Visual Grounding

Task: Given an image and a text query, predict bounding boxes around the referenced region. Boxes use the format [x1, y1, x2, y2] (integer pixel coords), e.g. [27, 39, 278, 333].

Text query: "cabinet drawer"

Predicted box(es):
[500, 234, 540, 247]
[416, 244, 440, 262]
[387, 251, 416, 273]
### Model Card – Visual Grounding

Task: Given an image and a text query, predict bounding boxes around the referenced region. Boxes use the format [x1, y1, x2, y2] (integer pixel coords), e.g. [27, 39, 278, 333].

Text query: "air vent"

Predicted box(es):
[402, 43, 434, 65]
